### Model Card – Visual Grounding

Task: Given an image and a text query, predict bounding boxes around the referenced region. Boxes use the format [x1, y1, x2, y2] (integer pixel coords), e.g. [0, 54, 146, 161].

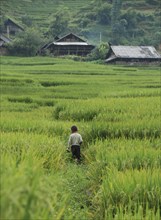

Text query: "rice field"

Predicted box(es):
[0, 56, 161, 220]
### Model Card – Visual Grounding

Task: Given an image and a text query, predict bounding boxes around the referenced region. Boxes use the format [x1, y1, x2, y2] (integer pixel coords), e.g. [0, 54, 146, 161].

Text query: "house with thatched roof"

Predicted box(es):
[105, 45, 161, 64]
[39, 33, 95, 56]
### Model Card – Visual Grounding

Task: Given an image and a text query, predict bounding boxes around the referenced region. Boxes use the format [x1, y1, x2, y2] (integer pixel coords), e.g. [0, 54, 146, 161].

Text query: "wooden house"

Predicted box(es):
[40, 33, 95, 56]
[4, 18, 24, 38]
[0, 34, 12, 55]
[105, 45, 161, 64]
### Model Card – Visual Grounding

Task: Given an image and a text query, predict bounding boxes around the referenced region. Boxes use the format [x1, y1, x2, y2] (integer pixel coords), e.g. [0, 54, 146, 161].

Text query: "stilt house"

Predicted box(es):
[40, 33, 95, 56]
[105, 45, 161, 64]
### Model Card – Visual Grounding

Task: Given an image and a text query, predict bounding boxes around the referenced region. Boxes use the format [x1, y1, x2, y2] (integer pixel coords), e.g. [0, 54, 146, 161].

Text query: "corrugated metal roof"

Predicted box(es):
[56, 33, 86, 43]
[111, 46, 161, 59]
[53, 42, 89, 46]
[106, 55, 117, 62]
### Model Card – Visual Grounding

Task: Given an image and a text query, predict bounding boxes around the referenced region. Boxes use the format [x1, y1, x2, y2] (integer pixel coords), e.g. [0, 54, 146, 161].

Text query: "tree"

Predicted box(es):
[21, 15, 33, 27]
[8, 28, 43, 56]
[97, 3, 112, 25]
[145, 0, 159, 5]
[111, 0, 122, 43]
[153, 31, 161, 48]
[142, 31, 161, 48]
[49, 7, 70, 37]
[0, 16, 5, 34]
[87, 43, 109, 60]
[111, 0, 122, 27]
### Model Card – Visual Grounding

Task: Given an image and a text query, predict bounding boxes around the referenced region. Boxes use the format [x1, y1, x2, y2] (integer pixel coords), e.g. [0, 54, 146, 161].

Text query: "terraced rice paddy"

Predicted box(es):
[0, 56, 161, 220]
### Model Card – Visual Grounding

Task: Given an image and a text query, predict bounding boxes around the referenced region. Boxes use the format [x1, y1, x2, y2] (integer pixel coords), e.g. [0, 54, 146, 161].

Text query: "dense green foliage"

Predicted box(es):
[48, 7, 70, 37]
[0, 56, 161, 219]
[7, 28, 44, 56]
[87, 43, 109, 61]
[1, 0, 161, 47]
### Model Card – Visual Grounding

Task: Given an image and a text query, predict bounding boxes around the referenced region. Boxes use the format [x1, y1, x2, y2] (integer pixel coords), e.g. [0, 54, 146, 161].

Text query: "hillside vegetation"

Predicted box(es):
[1, 0, 161, 47]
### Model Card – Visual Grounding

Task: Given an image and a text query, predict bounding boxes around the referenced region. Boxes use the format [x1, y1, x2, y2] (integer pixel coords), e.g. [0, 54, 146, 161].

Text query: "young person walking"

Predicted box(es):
[67, 125, 83, 163]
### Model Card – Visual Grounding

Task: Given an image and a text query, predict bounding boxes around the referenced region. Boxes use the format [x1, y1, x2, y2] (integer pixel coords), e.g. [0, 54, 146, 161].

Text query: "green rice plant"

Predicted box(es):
[85, 138, 161, 171]
[52, 96, 160, 122]
[1, 56, 161, 220]
[0, 134, 90, 220]
[91, 168, 161, 220]
[1, 132, 88, 219]
[41, 81, 76, 87]
[7, 96, 55, 107]
[83, 120, 161, 142]
[104, 202, 160, 220]
[0, 131, 67, 171]
[0, 148, 70, 220]
[8, 96, 33, 103]
[52, 96, 160, 140]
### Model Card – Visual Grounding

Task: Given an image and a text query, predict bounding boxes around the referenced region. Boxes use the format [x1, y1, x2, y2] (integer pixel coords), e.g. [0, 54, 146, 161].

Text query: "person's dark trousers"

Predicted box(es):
[71, 145, 80, 161]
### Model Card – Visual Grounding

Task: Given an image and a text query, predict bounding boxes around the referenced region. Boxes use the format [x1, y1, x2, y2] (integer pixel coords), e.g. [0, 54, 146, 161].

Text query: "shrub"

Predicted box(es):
[87, 43, 109, 61]
[7, 28, 43, 56]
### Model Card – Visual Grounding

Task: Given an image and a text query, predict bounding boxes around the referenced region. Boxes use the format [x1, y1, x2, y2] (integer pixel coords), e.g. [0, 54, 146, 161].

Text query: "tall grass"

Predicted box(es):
[0, 132, 89, 220]
[0, 57, 160, 219]
[91, 168, 160, 220]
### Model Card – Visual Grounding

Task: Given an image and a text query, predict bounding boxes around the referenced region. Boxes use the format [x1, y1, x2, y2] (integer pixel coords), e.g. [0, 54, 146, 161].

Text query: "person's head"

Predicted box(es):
[71, 125, 78, 133]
